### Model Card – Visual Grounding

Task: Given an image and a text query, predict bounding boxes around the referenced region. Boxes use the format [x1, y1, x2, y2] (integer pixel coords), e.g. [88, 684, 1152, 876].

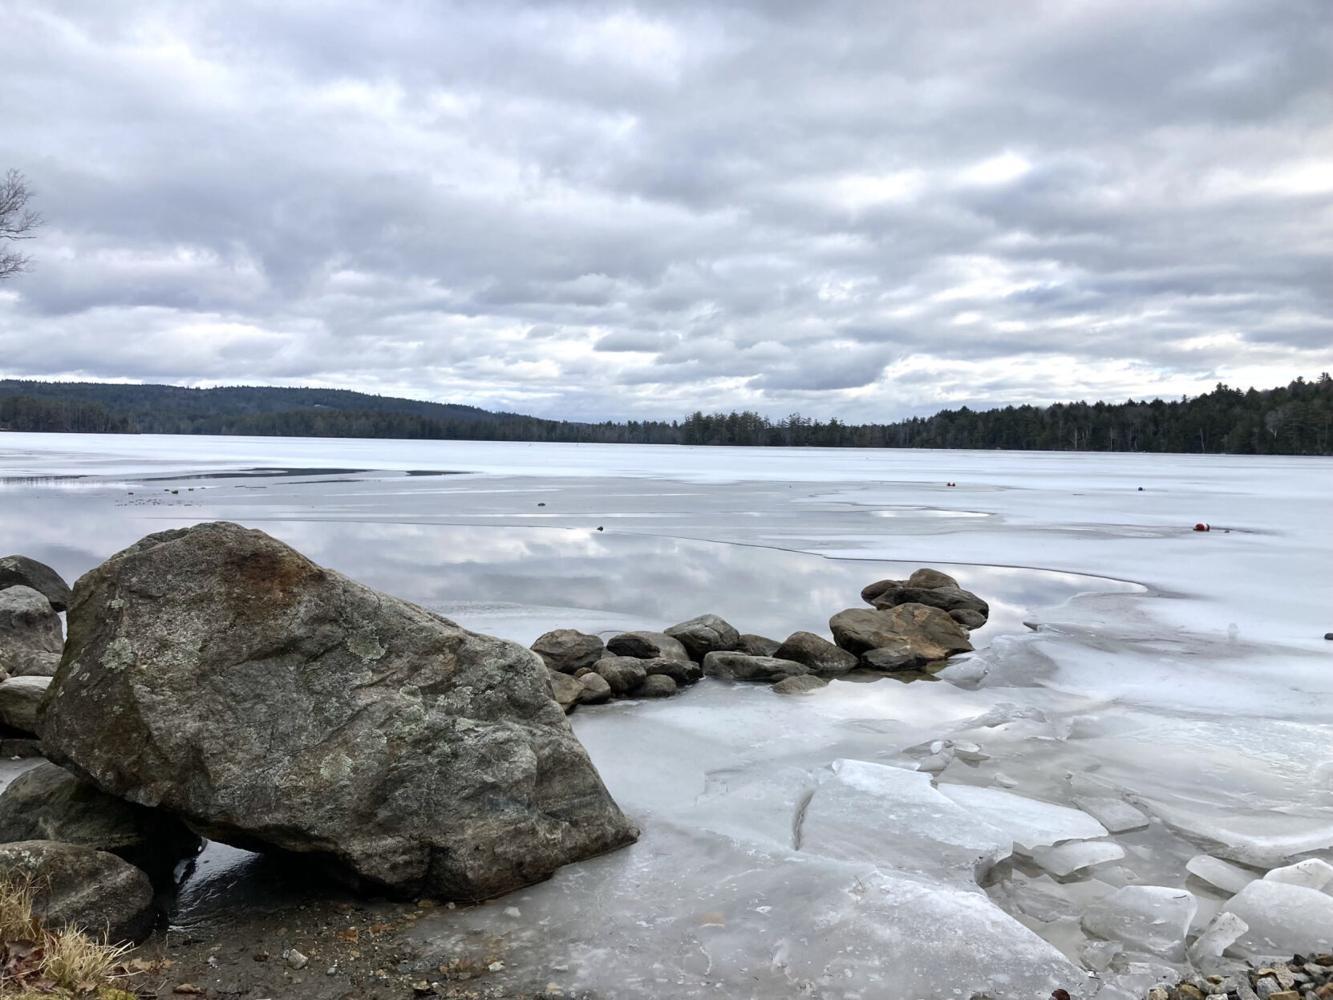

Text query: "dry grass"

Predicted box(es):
[0, 878, 139, 999]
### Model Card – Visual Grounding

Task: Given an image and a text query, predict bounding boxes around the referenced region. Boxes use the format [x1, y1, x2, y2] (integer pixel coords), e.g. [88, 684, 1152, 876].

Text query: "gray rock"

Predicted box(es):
[0, 840, 154, 942]
[860, 641, 915, 672]
[530, 629, 605, 674]
[592, 656, 648, 695]
[869, 584, 989, 619]
[0, 555, 74, 611]
[606, 631, 691, 662]
[634, 674, 678, 698]
[701, 652, 810, 683]
[861, 567, 958, 603]
[0, 585, 63, 678]
[643, 656, 702, 686]
[664, 614, 740, 660]
[829, 604, 972, 663]
[772, 675, 829, 695]
[774, 631, 858, 677]
[547, 668, 583, 712]
[949, 608, 987, 630]
[735, 633, 780, 657]
[0, 675, 50, 734]
[576, 672, 612, 705]
[40, 521, 637, 901]
[0, 762, 199, 869]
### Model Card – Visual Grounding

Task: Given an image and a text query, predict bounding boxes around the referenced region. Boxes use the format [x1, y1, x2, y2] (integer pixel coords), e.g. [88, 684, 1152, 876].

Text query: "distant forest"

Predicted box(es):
[1, 375, 1330, 455]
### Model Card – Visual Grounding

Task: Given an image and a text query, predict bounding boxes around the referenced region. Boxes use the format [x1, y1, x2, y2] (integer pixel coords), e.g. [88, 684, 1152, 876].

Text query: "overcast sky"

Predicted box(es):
[1, 1, 1330, 421]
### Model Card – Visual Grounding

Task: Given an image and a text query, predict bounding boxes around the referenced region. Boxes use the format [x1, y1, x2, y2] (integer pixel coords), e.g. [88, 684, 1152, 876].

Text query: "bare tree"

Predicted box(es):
[0, 170, 42, 279]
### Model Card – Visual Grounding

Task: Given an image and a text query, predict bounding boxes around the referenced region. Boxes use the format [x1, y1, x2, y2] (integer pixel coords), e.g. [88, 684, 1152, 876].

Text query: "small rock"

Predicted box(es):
[735, 633, 780, 657]
[634, 674, 678, 698]
[950, 608, 987, 630]
[576, 672, 612, 705]
[546, 669, 583, 713]
[0, 555, 73, 611]
[0, 839, 155, 942]
[773, 631, 857, 677]
[701, 652, 810, 683]
[0, 675, 51, 735]
[860, 641, 915, 671]
[606, 631, 691, 662]
[664, 614, 740, 660]
[772, 675, 828, 695]
[286, 948, 310, 970]
[592, 655, 648, 695]
[642, 656, 702, 685]
[531, 629, 604, 674]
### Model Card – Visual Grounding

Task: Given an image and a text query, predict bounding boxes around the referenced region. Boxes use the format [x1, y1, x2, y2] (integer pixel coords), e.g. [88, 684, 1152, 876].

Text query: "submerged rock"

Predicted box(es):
[774, 631, 857, 677]
[0, 585, 63, 678]
[664, 614, 740, 660]
[531, 629, 605, 674]
[701, 652, 810, 683]
[0, 555, 73, 611]
[0, 761, 198, 873]
[0, 675, 50, 734]
[40, 521, 637, 901]
[0, 840, 154, 942]
[773, 674, 828, 695]
[606, 630, 691, 662]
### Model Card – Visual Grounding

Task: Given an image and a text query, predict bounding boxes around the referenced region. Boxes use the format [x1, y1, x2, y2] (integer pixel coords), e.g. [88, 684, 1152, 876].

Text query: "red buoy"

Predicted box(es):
[1193, 522, 1210, 532]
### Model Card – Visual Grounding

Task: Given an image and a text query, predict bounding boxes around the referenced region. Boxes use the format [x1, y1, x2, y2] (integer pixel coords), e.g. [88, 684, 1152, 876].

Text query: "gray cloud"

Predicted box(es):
[0, 0, 1330, 422]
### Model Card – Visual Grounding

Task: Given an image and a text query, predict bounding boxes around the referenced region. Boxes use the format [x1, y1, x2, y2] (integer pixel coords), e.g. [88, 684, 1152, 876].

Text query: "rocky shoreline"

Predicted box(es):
[0, 522, 991, 998]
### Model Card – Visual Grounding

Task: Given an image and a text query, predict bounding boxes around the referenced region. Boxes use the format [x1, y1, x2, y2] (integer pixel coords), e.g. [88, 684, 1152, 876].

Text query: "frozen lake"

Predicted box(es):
[3, 432, 1331, 999]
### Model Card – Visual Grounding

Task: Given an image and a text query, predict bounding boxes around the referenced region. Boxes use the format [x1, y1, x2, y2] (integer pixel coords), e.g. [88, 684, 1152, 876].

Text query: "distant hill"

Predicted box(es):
[1, 375, 1330, 454]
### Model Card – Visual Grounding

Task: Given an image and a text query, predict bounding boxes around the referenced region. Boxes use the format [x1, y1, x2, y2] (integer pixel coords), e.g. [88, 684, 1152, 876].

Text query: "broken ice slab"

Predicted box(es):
[1186, 855, 1258, 896]
[1028, 839, 1127, 877]
[1143, 799, 1333, 867]
[1222, 879, 1333, 956]
[1081, 885, 1198, 961]
[1261, 857, 1333, 891]
[1073, 795, 1151, 833]
[1189, 912, 1249, 962]
[937, 782, 1108, 850]
[797, 759, 1012, 880]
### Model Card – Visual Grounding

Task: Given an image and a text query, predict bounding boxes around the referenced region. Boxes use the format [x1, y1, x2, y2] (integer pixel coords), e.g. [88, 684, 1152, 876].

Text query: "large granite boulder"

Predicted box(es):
[39, 522, 637, 901]
[0, 585, 63, 678]
[0, 675, 50, 734]
[774, 631, 858, 677]
[0, 762, 199, 867]
[0, 555, 74, 611]
[0, 840, 154, 942]
[702, 652, 810, 683]
[606, 631, 690, 662]
[531, 629, 605, 674]
[830, 604, 973, 664]
[664, 614, 740, 660]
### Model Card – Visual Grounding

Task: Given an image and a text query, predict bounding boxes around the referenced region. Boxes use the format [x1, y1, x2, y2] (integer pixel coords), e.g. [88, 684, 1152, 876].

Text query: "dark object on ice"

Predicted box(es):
[1325, 632, 1333, 640]
[0, 554, 73, 611]
[537, 502, 546, 507]
[1137, 486, 1144, 491]
[1194, 522, 1211, 532]
[597, 526, 604, 531]
[1052, 990, 1071, 1000]
[40, 521, 637, 901]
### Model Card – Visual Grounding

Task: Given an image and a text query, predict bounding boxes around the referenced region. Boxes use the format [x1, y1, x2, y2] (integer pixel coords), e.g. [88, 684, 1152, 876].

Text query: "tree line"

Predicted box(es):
[0, 376, 1330, 455]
